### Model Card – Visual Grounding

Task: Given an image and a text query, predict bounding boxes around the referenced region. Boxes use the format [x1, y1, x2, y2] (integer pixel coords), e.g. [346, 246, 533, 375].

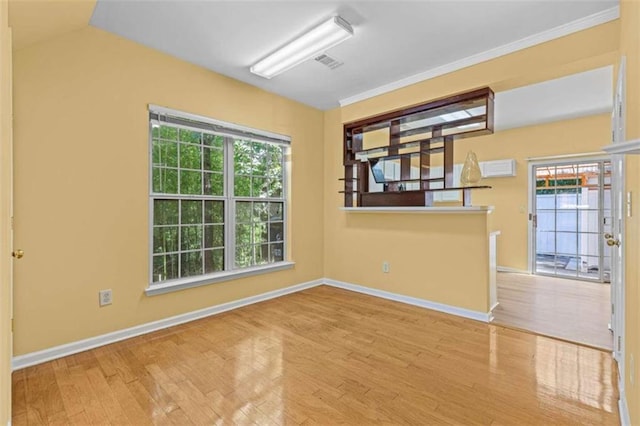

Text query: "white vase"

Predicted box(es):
[460, 151, 482, 187]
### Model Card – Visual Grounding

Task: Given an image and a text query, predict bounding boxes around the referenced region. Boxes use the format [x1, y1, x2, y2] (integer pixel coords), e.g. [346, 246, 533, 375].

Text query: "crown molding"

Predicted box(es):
[339, 6, 620, 107]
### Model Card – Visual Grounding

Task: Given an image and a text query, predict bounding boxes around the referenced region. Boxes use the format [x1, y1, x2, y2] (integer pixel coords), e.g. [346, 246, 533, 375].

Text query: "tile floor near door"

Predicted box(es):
[492, 272, 612, 349]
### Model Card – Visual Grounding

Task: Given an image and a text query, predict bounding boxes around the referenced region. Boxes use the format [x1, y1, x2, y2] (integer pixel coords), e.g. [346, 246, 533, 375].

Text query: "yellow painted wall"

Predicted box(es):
[8, 0, 96, 50]
[0, 0, 12, 422]
[620, 1, 640, 423]
[325, 108, 492, 313]
[325, 22, 619, 312]
[455, 114, 611, 271]
[11, 26, 325, 355]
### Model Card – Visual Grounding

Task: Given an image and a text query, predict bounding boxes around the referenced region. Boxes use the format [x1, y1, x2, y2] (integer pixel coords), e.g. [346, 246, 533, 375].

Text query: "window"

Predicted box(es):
[149, 106, 289, 289]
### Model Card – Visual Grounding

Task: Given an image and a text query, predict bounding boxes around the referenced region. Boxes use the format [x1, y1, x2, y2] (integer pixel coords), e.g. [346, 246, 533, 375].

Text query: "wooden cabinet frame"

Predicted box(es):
[342, 87, 495, 207]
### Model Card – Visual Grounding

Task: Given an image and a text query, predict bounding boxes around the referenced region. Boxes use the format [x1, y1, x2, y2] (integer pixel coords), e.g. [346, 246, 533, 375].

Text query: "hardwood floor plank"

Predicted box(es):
[11, 369, 26, 418]
[85, 366, 132, 425]
[13, 285, 619, 425]
[493, 272, 612, 349]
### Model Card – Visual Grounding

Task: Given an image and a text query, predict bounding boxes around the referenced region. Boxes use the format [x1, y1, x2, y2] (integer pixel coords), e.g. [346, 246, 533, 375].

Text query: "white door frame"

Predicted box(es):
[610, 56, 626, 384]
[527, 153, 611, 274]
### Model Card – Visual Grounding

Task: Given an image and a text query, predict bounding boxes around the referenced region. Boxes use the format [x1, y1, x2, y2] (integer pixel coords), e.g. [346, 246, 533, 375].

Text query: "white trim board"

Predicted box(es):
[12, 279, 324, 371]
[619, 391, 630, 426]
[323, 279, 492, 323]
[603, 139, 640, 155]
[339, 6, 619, 107]
[497, 266, 531, 275]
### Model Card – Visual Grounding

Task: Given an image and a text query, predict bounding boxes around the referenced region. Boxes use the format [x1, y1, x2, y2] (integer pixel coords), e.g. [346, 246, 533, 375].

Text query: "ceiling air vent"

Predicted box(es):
[315, 54, 344, 70]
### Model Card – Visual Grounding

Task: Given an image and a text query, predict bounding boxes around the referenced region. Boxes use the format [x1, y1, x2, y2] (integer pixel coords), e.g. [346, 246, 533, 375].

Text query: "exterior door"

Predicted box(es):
[532, 160, 611, 282]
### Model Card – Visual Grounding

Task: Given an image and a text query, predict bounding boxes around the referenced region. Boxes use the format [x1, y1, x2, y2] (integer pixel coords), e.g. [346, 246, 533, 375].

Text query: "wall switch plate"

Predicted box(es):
[382, 261, 390, 273]
[99, 289, 112, 306]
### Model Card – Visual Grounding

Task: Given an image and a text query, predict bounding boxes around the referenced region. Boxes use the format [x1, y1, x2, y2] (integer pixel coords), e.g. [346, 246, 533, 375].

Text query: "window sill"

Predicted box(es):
[145, 261, 296, 296]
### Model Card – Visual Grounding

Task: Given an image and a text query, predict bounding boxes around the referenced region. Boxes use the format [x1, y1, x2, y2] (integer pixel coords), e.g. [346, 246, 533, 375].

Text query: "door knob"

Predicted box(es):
[11, 249, 24, 259]
[604, 233, 614, 239]
[606, 239, 620, 247]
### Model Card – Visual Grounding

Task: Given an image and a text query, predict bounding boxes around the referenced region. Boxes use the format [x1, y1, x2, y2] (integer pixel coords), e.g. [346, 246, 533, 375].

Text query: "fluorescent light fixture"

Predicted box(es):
[250, 16, 353, 79]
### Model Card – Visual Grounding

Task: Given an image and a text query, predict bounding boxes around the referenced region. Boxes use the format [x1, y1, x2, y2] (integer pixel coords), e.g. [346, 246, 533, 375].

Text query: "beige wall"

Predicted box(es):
[11, 26, 325, 355]
[326, 106, 492, 311]
[455, 114, 611, 271]
[324, 22, 618, 315]
[620, 1, 640, 423]
[0, 0, 12, 422]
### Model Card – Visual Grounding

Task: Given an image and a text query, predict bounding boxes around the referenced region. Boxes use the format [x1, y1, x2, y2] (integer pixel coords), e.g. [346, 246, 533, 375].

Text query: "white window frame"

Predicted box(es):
[146, 105, 293, 296]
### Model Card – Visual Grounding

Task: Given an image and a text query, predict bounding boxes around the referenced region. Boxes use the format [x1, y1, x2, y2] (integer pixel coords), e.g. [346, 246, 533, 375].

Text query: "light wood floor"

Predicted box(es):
[493, 272, 613, 350]
[13, 285, 619, 425]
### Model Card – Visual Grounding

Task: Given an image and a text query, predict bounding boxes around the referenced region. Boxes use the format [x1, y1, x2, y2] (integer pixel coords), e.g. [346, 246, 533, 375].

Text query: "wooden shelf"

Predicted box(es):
[342, 87, 495, 208]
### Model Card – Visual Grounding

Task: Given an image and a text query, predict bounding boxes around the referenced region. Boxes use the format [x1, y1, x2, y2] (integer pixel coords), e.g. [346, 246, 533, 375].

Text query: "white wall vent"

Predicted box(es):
[481, 159, 516, 178]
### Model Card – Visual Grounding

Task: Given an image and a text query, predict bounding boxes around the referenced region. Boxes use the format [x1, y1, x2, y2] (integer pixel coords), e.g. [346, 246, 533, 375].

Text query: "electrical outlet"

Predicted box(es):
[99, 289, 112, 307]
[382, 261, 390, 273]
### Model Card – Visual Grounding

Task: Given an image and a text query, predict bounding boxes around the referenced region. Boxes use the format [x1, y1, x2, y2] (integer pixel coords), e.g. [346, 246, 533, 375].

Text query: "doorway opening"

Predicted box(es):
[493, 157, 614, 351]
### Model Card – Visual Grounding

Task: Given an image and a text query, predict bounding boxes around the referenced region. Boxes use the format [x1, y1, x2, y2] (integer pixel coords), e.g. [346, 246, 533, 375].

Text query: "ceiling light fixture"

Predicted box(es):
[250, 16, 353, 79]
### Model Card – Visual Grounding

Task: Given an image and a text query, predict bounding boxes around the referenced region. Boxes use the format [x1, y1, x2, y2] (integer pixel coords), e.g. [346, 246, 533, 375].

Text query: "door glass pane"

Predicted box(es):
[578, 233, 599, 256]
[556, 193, 578, 209]
[536, 211, 555, 232]
[578, 256, 600, 279]
[536, 231, 555, 254]
[534, 161, 610, 282]
[578, 210, 600, 233]
[556, 211, 576, 232]
[556, 232, 577, 256]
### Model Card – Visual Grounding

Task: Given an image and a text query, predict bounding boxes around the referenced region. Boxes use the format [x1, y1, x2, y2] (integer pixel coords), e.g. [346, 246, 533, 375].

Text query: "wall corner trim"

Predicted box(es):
[618, 391, 630, 426]
[323, 278, 492, 323]
[12, 278, 324, 371]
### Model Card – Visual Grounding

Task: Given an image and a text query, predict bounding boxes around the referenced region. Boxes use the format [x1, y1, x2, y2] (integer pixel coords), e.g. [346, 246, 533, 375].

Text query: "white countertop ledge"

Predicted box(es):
[341, 206, 494, 214]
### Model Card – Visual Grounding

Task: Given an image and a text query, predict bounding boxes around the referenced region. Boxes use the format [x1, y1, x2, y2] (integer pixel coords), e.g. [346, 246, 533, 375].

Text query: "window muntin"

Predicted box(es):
[150, 113, 287, 286]
[234, 201, 284, 268]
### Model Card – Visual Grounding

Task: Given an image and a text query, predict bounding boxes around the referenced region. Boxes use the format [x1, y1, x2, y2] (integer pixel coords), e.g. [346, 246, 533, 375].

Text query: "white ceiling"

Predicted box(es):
[90, 1, 618, 110]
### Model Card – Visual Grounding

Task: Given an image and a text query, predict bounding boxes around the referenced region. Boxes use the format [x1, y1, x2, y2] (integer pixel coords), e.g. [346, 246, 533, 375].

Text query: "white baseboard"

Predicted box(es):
[12, 277, 497, 370]
[12, 279, 324, 371]
[497, 266, 530, 274]
[323, 278, 492, 323]
[619, 390, 630, 426]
